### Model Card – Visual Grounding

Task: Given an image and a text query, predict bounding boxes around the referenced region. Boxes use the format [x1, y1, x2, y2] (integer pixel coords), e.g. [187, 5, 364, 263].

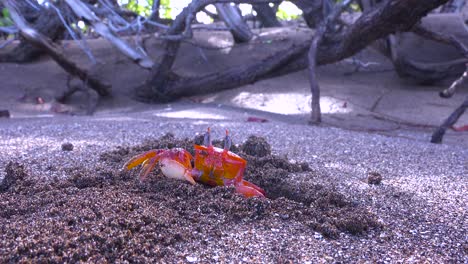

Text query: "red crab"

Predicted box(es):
[123, 128, 265, 198]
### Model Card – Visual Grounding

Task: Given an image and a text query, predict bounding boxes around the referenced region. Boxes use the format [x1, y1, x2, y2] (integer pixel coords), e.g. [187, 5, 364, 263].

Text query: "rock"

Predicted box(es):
[241, 135, 271, 157]
[61, 142, 74, 151]
[186, 256, 198, 262]
[368, 172, 383, 185]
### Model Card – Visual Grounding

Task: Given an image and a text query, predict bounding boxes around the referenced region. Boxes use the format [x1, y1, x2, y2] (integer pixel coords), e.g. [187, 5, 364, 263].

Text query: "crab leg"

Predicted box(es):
[123, 150, 163, 171]
[223, 129, 232, 152]
[139, 157, 159, 181]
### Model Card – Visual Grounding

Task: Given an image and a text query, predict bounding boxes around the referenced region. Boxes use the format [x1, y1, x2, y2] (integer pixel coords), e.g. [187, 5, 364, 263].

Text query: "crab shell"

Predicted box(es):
[193, 144, 247, 187]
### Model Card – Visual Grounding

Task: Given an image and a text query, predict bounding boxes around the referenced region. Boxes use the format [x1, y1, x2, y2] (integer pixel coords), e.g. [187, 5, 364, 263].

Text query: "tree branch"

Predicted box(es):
[440, 64, 468, 98]
[4, 0, 110, 96]
[412, 23, 468, 57]
[431, 95, 468, 143]
[64, 0, 154, 68]
[140, 0, 450, 103]
[308, 0, 353, 124]
[316, 0, 451, 65]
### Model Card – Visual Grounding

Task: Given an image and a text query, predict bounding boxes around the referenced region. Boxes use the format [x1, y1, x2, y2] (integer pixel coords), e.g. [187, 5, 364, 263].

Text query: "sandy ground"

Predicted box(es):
[0, 27, 467, 262]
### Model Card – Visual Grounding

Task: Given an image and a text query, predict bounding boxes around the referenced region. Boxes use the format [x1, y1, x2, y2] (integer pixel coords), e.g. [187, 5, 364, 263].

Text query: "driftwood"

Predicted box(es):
[4, 0, 110, 96]
[139, 41, 309, 101]
[215, 3, 252, 43]
[360, 1, 468, 84]
[139, 0, 450, 104]
[383, 14, 468, 83]
[3, 0, 454, 123]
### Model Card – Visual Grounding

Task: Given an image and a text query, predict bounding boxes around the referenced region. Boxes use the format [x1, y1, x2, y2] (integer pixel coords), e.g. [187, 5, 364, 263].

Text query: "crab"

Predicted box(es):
[123, 128, 265, 198]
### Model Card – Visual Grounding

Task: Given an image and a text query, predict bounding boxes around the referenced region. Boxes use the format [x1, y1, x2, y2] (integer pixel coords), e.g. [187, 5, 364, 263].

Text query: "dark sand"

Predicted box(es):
[0, 134, 379, 262]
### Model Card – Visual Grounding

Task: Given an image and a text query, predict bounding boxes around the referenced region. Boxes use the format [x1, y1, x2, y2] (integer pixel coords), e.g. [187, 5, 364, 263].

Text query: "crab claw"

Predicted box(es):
[235, 180, 266, 198]
[160, 158, 196, 185]
[123, 148, 196, 185]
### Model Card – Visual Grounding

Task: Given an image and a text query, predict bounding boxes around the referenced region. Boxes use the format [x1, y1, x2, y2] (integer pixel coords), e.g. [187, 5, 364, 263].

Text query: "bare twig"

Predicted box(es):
[64, 0, 153, 68]
[149, 0, 160, 21]
[0, 39, 14, 49]
[142, 0, 450, 102]
[440, 64, 468, 98]
[0, 26, 18, 34]
[47, 1, 96, 63]
[308, 0, 353, 124]
[141, 0, 283, 100]
[343, 57, 380, 75]
[4, 0, 110, 96]
[24, 0, 39, 10]
[412, 24, 468, 57]
[441, 0, 466, 12]
[431, 95, 468, 143]
[159, 0, 280, 41]
[191, 24, 229, 31]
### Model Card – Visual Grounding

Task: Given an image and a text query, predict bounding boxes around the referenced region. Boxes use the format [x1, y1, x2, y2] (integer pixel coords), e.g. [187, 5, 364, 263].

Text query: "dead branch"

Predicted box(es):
[139, 0, 450, 103]
[431, 95, 468, 143]
[441, 0, 466, 12]
[412, 24, 468, 57]
[440, 64, 468, 98]
[252, 3, 281, 28]
[294, 0, 326, 28]
[308, 0, 353, 124]
[389, 35, 467, 84]
[64, 0, 153, 69]
[4, 0, 110, 96]
[0, 39, 14, 49]
[139, 0, 285, 101]
[0, 2, 65, 63]
[432, 59, 468, 143]
[47, 1, 96, 63]
[150, 0, 160, 21]
[139, 41, 309, 101]
[215, 3, 252, 43]
[316, 0, 451, 65]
